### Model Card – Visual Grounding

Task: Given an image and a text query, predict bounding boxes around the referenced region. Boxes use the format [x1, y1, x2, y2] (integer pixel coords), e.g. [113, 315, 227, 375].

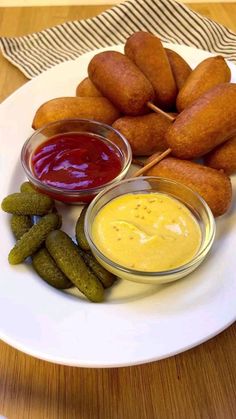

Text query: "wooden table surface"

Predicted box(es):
[0, 4, 236, 419]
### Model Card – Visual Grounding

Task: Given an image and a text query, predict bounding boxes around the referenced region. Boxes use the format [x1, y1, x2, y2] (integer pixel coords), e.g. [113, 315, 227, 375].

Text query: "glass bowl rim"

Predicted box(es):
[84, 176, 216, 277]
[21, 118, 132, 197]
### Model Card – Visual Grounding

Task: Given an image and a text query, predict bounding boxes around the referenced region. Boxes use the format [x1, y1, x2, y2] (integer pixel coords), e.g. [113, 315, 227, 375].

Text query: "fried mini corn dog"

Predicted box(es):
[176, 55, 231, 112]
[205, 135, 236, 175]
[112, 113, 171, 156]
[165, 83, 236, 159]
[125, 31, 177, 110]
[32, 97, 120, 129]
[146, 157, 232, 217]
[76, 77, 103, 97]
[165, 48, 192, 91]
[88, 50, 154, 116]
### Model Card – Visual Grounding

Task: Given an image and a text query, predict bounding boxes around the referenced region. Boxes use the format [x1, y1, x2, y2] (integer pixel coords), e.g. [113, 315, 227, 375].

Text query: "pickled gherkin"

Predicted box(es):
[46, 230, 104, 302]
[20, 181, 38, 194]
[32, 247, 72, 289]
[1, 192, 54, 215]
[10, 214, 32, 240]
[20, 182, 58, 216]
[8, 212, 60, 264]
[75, 206, 90, 250]
[78, 248, 116, 288]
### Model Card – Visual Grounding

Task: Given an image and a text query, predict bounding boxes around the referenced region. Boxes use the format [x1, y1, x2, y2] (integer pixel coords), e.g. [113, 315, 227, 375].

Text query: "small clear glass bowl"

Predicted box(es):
[21, 119, 132, 204]
[85, 176, 216, 285]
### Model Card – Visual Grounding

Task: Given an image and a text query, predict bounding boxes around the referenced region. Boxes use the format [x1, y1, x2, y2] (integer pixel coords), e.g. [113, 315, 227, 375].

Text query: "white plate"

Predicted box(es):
[0, 44, 236, 368]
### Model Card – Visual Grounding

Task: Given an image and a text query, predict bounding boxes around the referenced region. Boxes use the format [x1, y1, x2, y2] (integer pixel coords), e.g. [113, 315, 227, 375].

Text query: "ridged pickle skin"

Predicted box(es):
[8, 213, 60, 264]
[32, 247, 72, 289]
[20, 182, 59, 221]
[1, 192, 54, 215]
[75, 206, 90, 251]
[20, 182, 38, 194]
[10, 214, 33, 240]
[46, 230, 104, 302]
[78, 248, 116, 288]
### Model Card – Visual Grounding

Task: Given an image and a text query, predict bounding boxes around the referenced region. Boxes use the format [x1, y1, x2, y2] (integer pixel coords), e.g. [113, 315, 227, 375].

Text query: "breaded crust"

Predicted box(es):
[176, 56, 231, 112]
[146, 157, 232, 217]
[165, 83, 236, 159]
[88, 50, 154, 116]
[112, 113, 171, 156]
[76, 77, 103, 97]
[205, 135, 236, 175]
[32, 97, 120, 129]
[125, 31, 177, 110]
[165, 48, 192, 91]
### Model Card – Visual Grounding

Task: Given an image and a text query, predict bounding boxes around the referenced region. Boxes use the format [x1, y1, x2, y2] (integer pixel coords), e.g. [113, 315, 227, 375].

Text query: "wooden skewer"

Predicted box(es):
[133, 148, 172, 177]
[147, 102, 176, 122]
[145, 151, 164, 165]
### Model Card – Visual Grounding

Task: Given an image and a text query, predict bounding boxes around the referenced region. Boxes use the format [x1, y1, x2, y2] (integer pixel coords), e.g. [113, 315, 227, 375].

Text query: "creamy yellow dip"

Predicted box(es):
[92, 193, 202, 272]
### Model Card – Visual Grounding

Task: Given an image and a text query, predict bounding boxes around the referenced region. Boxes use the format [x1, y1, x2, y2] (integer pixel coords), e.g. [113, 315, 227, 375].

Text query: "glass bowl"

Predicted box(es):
[21, 119, 132, 204]
[84, 176, 216, 285]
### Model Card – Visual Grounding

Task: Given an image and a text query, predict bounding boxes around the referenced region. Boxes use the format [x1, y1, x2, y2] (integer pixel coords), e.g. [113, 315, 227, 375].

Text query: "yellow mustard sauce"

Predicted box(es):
[92, 193, 202, 272]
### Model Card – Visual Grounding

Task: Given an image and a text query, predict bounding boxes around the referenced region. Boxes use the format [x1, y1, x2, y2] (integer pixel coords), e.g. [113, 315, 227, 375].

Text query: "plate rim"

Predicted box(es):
[0, 42, 236, 368]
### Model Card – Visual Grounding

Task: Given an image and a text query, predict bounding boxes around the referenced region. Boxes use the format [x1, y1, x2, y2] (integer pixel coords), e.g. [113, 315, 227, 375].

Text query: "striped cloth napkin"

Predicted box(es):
[0, 0, 236, 79]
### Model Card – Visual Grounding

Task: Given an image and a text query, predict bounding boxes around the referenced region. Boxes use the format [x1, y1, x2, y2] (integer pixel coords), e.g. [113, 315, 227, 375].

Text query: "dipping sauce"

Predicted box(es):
[92, 192, 202, 271]
[31, 133, 122, 190]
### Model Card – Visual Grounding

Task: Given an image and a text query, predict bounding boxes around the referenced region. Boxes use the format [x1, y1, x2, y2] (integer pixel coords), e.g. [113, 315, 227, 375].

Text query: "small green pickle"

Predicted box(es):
[20, 181, 59, 216]
[75, 206, 90, 251]
[1, 192, 54, 215]
[10, 214, 33, 240]
[8, 212, 60, 264]
[46, 230, 104, 302]
[78, 248, 116, 288]
[20, 181, 38, 194]
[32, 247, 72, 289]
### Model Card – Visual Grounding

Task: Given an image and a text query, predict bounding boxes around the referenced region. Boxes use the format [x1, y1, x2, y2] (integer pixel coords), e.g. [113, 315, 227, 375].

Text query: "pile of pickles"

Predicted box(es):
[1, 182, 116, 302]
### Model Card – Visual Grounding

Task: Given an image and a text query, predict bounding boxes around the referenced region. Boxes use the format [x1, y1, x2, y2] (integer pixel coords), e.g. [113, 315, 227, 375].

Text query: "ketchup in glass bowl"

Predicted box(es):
[21, 119, 132, 203]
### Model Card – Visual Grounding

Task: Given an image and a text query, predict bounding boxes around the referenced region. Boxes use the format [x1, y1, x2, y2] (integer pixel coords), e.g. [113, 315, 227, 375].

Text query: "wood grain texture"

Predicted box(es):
[0, 4, 236, 419]
[0, 325, 236, 419]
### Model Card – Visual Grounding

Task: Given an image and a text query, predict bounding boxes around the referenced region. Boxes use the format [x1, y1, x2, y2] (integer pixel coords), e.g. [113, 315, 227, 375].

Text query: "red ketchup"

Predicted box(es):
[31, 132, 122, 203]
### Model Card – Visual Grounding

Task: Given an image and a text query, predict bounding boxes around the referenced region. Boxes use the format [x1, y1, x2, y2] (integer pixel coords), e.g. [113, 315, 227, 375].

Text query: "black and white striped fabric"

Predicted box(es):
[1, 0, 236, 79]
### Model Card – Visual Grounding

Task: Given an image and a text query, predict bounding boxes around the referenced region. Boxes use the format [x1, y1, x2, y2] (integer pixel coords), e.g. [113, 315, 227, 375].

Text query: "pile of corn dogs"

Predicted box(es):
[32, 31, 236, 217]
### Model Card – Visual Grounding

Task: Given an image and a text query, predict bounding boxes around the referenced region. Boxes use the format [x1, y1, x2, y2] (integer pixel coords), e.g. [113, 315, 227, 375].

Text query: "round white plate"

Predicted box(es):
[0, 44, 235, 368]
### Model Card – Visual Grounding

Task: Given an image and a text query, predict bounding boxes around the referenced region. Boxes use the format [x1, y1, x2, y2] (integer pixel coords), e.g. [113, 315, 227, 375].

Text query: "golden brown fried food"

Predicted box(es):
[165, 83, 236, 159]
[88, 50, 154, 116]
[176, 55, 231, 112]
[112, 113, 171, 156]
[125, 31, 177, 110]
[204, 135, 236, 175]
[146, 157, 232, 217]
[165, 48, 192, 91]
[32, 97, 120, 129]
[76, 77, 103, 97]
